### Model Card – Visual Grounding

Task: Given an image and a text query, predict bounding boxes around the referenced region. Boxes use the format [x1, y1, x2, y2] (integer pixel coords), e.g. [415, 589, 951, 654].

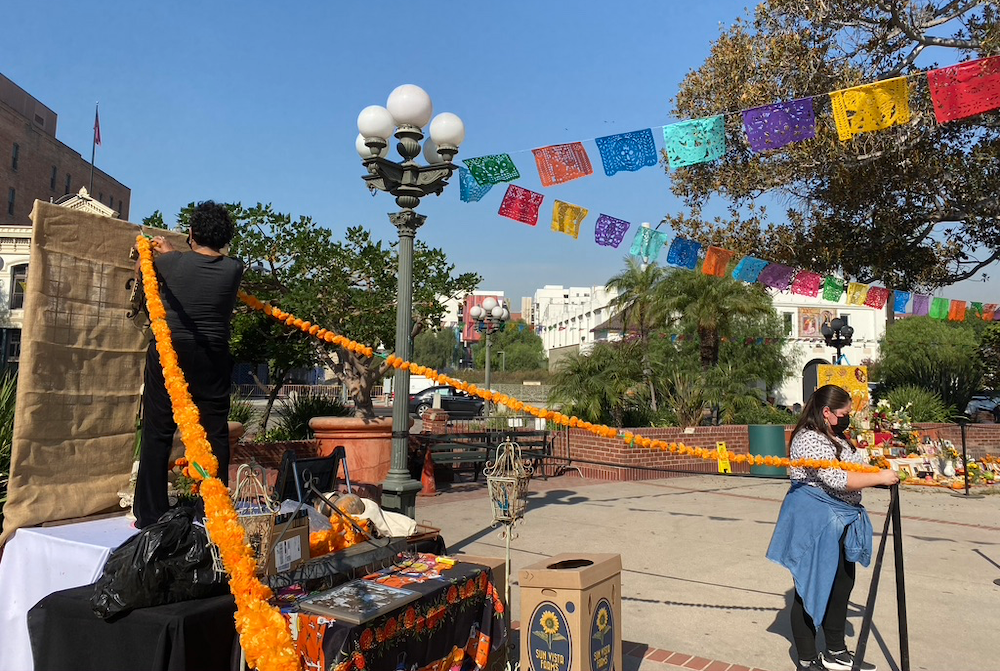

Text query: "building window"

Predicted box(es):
[99, 192, 103, 202]
[7, 188, 14, 216]
[6, 328, 20, 364]
[783, 312, 793, 336]
[10, 264, 28, 310]
[11, 143, 19, 171]
[50, 166, 58, 190]
[118, 199, 123, 213]
[65, 174, 71, 195]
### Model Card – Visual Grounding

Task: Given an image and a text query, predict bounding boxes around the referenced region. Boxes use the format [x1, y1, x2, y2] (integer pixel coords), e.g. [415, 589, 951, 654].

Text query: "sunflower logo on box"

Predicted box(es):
[533, 610, 568, 648]
[592, 602, 611, 645]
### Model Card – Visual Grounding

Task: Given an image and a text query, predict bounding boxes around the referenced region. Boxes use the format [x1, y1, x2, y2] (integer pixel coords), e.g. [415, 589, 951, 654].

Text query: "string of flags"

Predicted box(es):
[456, 54, 1000, 323]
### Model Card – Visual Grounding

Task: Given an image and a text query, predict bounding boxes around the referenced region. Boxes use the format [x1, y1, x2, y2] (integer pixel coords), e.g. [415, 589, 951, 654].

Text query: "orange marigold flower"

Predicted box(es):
[404, 607, 417, 629]
[447, 585, 459, 604]
[359, 628, 374, 650]
[353, 652, 366, 670]
[384, 616, 397, 639]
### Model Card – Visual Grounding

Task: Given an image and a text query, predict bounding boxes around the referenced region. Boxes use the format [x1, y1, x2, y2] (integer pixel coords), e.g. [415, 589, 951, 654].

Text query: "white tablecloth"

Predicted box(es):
[0, 516, 136, 671]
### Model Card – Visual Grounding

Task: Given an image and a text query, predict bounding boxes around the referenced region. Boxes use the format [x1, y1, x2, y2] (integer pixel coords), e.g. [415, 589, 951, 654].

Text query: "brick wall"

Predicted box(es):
[913, 423, 1000, 460]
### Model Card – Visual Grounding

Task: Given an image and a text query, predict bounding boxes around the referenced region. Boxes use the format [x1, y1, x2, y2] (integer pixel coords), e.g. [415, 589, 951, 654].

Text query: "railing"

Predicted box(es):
[233, 383, 387, 400]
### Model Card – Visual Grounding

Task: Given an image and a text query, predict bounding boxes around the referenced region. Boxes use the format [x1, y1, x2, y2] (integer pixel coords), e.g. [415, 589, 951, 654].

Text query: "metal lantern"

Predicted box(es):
[232, 462, 280, 573]
[484, 438, 533, 526]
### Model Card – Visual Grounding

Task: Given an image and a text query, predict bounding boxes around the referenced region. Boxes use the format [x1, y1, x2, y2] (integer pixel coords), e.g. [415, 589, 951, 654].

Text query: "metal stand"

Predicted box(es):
[484, 438, 532, 671]
[951, 421, 984, 498]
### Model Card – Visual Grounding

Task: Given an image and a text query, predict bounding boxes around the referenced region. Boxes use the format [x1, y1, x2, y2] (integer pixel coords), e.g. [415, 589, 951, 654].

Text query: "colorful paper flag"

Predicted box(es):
[662, 116, 726, 169]
[459, 167, 492, 203]
[497, 184, 543, 226]
[628, 227, 669, 262]
[732, 257, 769, 283]
[984, 303, 998, 321]
[829, 77, 910, 141]
[893, 290, 911, 314]
[822, 276, 846, 302]
[594, 129, 659, 176]
[758, 263, 796, 291]
[551, 200, 588, 240]
[666, 237, 702, 270]
[594, 214, 631, 248]
[948, 299, 967, 321]
[791, 270, 822, 297]
[532, 142, 593, 187]
[863, 286, 890, 309]
[741, 98, 816, 152]
[970, 302, 984, 319]
[702, 246, 734, 277]
[912, 294, 931, 316]
[463, 154, 520, 186]
[929, 297, 949, 320]
[927, 55, 1000, 124]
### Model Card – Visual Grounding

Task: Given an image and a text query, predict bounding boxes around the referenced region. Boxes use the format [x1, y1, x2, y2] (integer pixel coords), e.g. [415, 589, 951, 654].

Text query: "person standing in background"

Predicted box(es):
[134, 201, 244, 529]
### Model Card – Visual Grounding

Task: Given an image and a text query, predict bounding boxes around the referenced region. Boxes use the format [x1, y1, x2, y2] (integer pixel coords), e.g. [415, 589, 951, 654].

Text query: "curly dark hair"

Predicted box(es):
[189, 200, 234, 250]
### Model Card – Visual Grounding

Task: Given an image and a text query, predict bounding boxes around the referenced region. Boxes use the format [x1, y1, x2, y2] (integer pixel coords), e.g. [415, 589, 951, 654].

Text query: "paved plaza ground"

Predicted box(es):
[416, 472, 1000, 671]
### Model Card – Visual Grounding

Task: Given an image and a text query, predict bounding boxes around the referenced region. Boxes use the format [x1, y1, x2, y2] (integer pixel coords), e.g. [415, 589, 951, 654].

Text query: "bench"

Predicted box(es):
[420, 430, 553, 481]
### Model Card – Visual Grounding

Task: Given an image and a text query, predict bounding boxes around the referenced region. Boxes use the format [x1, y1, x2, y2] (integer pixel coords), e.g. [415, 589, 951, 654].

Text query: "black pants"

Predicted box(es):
[790, 530, 856, 661]
[134, 340, 232, 529]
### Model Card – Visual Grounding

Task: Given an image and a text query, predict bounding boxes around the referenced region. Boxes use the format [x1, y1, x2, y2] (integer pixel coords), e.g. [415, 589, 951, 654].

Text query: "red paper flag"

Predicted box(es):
[532, 142, 593, 187]
[497, 184, 544, 226]
[864, 286, 890, 309]
[927, 55, 1000, 124]
[94, 107, 102, 146]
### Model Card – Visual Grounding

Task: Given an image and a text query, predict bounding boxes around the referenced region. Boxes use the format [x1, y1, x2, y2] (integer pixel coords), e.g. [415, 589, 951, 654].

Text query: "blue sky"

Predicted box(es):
[5, 1, 996, 306]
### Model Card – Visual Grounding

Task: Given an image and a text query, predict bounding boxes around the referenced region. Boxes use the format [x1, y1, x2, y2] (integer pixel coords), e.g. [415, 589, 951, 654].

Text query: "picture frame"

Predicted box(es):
[298, 579, 421, 625]
[897, 464, 915, 479]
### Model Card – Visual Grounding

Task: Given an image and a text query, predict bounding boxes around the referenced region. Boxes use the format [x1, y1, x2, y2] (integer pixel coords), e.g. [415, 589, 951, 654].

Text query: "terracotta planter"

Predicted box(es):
[309, 416, 408, 484]
[228, 421, 244, 450]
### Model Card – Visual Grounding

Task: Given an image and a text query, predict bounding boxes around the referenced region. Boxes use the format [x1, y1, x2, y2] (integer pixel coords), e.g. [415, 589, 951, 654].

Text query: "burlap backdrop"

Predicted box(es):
[0, 201, 187, 547]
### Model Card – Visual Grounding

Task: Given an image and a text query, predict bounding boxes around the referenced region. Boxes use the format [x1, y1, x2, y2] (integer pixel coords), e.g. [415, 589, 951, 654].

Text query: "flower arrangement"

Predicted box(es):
[309, 515, 371, 557]
[169, 457, 200, 500]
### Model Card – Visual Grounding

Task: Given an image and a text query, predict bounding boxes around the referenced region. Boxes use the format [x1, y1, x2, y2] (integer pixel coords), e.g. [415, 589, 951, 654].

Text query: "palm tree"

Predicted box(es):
[547, 340, 648, 426]
[655, 270, 774, 370]
[605, 258, 666, 410]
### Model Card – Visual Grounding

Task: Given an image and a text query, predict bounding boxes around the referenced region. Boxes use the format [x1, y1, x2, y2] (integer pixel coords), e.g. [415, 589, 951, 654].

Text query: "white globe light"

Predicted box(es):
[429, 112, 465, 147]
[481, 297, 498, 312]
[357, 105, 395, 140]
[491, 306, 504, 319]
[469, 305, 484, 320]
[355, 133, 388, 159]
[422, 139, 444, 164]
[500, 308, 510, 321]
[386, 84, 433, 127]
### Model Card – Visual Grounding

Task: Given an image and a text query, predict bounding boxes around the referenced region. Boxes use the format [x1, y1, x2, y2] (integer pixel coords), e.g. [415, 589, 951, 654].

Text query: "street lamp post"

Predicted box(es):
[356, 85, 465, 518]
[469, 297, 509, 402]
[821, 317, 854, 366]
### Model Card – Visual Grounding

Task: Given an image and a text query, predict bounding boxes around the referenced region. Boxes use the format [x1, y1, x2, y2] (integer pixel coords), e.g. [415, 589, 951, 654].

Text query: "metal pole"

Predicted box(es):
[485, 331, 492, 392]
[890, 485, 910, 671]
[382, 210, 424, 517]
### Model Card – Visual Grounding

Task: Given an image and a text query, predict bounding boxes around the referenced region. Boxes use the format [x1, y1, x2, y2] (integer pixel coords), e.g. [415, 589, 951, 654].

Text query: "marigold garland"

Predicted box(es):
[238, 290, 880, 475]
[138, 237, 300, 671]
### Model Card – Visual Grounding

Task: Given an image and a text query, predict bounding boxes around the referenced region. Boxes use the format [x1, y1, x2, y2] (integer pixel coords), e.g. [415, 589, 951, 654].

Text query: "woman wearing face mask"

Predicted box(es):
[767, 385, 899, 671]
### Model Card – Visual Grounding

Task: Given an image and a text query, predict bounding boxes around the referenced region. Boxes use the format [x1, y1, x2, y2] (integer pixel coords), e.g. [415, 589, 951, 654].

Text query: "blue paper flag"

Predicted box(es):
[459, 167, 492, 203]
[893, 290, 912, 314]
[594, 129, 659, 176]
[666, 237, 702, 269]
[662, 116, 726, 169]
[732, 257, 769, 283]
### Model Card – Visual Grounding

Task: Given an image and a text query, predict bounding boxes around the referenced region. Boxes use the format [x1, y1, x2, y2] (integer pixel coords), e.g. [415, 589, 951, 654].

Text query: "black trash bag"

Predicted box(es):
[91, 507, 229, 620]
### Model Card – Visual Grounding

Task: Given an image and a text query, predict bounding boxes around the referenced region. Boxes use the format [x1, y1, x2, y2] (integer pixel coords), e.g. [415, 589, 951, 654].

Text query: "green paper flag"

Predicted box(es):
[822, 276, 845, 302]
[929, 297, 949, 320]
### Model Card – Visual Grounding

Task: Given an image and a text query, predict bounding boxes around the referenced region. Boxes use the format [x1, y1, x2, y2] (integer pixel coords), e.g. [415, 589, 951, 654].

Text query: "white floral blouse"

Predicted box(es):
[788, 429, 864, 505]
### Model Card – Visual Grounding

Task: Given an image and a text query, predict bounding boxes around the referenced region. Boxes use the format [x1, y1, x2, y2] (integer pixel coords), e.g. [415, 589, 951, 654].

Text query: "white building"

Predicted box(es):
[529, 280, 888, 406]
[0, 224, 31, 370]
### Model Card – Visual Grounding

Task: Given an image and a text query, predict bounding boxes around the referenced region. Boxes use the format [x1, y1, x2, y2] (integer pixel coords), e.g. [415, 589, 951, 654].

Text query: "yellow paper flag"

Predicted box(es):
[551, 200, 589, 240]
[829, 77, 910, 141]
[846, 282, 870, 306]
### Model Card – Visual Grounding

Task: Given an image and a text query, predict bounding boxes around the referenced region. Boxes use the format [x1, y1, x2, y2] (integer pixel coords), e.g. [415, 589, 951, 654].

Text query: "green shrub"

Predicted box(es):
[228, 393, 259, 436]
[270, 391, 350, 441]
[732, 403, 797, 426]
[884, 385, 952, 423]
[0, 372, 18, 517]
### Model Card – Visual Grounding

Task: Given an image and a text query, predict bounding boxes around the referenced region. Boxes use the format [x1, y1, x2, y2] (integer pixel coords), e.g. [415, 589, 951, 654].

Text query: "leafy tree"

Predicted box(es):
[884, 385, 951, 422]
[547, 340, 650, 426]
[980, 324, 1000, 391]
[141, 210, 168, 229]
[413, 327, 461, 371]
[877, 316, 982, 412]
[665, 1, 999, 293]
[471, 320, 546, 371]
[655, 269, 776, 369]
[605, 258, 667, 409]
[214, 202, 479, 419]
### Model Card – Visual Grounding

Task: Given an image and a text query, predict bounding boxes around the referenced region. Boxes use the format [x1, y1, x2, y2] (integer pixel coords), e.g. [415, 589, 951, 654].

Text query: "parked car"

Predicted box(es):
[966, 394, 1000, 423]
[408, 385, 485, 418]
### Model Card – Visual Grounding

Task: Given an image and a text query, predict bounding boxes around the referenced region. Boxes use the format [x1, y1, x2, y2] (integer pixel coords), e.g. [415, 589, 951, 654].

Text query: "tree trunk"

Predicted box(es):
[319, 350, 379, 420]
[699, 327, 718, 370]
[261, 368, 288, 431]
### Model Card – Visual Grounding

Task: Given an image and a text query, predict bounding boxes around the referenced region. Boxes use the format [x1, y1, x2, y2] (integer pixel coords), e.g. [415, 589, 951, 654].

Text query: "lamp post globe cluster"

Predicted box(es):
[821, 317, 854, 365]
[356, 84, 464, 518]
[469, 297, 510, 397]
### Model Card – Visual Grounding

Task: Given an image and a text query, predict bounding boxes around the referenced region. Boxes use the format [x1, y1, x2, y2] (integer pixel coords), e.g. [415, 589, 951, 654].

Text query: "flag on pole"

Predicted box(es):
[94, 106, 102, 146]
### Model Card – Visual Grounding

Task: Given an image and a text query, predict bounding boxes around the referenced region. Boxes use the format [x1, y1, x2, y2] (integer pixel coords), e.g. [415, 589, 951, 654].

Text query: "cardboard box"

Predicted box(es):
[519, 553, 622, 671]
[262, 510, 310, 576]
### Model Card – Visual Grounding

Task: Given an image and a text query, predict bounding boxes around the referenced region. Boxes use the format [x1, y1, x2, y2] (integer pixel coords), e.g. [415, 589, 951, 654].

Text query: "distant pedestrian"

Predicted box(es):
[766, 384, 897, 671]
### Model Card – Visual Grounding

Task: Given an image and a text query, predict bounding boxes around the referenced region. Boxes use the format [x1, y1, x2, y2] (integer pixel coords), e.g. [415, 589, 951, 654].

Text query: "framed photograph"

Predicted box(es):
[799, 309, 821, 337]
[897, 464, 915, 479]
[298, 579, 421, 625]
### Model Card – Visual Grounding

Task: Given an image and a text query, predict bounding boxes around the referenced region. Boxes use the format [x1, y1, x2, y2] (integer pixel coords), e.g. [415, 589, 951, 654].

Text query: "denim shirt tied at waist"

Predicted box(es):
[766, 482, 873, 625]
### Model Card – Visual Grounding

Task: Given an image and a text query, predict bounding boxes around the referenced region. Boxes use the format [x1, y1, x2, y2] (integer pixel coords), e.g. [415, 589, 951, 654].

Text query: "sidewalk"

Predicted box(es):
[414, 472, 1000, 671]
